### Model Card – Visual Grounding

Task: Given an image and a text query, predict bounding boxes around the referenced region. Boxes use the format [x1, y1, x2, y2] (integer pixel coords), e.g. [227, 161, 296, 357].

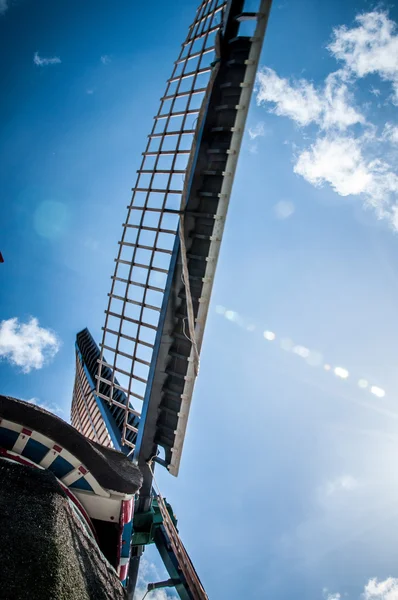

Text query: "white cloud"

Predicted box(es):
[321, 578, 398, 600]
[33, 52, 61, 67]
[257, 67, 323, 126]
[134, 559, 175, 600]
[322, 71, 365, 130]
[364, 577, 398, 599]
[256, 11, 398, 230]
[100, 54, 111, 65]
[294, 135, 372, 196]
[294, 134, 398, 224]
[135, 589, 174, 600]
[382, 123, 398, 144]
[328, 11, 398, 103]
[0, 0, 8, 15]
[256, 67, 364, 130]
[136, 590, 173, 600]
[324, 593, 341, 600]
[0, 317, 60, 373]
[248, 121, 266, 140]
[25, 397, 64, 417]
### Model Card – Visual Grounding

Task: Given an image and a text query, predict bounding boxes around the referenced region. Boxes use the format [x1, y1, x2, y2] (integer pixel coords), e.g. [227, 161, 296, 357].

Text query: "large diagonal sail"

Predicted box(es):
[96, 0, 228, 454]
[96, 0, 272, 480]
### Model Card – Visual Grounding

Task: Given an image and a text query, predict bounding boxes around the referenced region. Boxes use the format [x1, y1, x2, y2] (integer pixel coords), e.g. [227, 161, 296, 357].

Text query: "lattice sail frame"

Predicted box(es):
[96, 0, 228, 448]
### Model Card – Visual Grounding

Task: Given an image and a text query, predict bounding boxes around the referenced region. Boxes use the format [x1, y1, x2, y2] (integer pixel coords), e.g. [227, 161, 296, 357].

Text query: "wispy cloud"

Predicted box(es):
[134, 558, 176, 600]
[257, 68, 364, 130]
[134, 588, 174, 600]
[33, 52, 61, 67]
[247, 121, 267, 154]
[100, 54, 111, 65]
[294, 135, 372, 197]
[25, 397, 64, 417]
[0, 0, 8, 15]
[382, 123, 398, 144]
[328, 11, 398, 104]
[256, 10, 398, 231]
[0, 317, 61, 373]
[294, 134, 398, 223]
[328, 577, 398, 599]
[248, 121, 267, 140]
[323, 591, 341, 600]
[364, 577, 398, 599]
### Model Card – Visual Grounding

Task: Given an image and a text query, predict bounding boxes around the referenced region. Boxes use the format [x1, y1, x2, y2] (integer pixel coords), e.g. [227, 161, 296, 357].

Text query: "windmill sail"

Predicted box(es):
[96, 0, 272, 478]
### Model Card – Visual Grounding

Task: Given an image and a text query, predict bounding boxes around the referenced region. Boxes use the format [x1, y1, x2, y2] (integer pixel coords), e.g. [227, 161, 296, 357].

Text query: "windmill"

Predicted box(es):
[72, 0, 273, 597]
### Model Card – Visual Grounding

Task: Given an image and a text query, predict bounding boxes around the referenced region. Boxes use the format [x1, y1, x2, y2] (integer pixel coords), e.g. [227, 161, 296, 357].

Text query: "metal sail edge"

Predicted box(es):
[167, 0, 273, 476]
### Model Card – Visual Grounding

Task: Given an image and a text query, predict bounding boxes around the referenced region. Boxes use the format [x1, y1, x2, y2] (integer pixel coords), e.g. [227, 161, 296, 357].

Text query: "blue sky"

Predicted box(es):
[2, 1, 398, 599]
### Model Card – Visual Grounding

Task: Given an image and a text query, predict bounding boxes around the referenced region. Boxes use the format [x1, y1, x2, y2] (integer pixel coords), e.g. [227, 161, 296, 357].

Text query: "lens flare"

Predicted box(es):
[370, 386, 385, 398]
[293, 345, 310, 358]
[280, 338, 294, 351]
[216, 306, 387, 399]
[263, 330, 276, 341]
[334, 367, 349, 379]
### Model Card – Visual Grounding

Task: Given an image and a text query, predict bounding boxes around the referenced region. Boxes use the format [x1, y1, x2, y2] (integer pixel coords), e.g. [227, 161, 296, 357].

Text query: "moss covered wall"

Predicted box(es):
[0, 461, 126, 600]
